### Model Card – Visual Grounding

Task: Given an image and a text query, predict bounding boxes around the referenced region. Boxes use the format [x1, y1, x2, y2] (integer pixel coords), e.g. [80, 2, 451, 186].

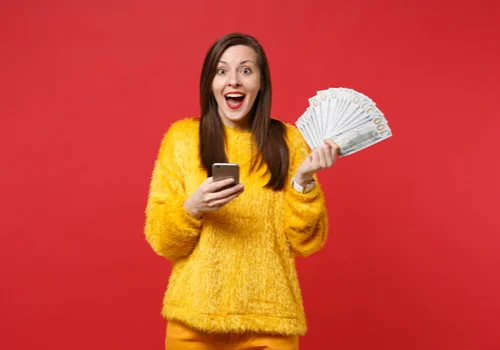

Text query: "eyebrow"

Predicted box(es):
[218, 60, 255, 65]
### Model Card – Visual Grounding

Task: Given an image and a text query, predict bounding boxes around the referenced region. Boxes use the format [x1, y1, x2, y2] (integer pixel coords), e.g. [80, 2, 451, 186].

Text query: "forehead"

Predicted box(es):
[219, 45, 258, 64]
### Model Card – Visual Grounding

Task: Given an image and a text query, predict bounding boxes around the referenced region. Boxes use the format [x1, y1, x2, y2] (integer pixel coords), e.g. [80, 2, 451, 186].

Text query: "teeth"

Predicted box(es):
[226, 94, 245, 98]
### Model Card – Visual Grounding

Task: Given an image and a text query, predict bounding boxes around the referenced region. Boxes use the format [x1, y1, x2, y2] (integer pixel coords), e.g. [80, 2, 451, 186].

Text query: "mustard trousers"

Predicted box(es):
[165, 321, 299, 350]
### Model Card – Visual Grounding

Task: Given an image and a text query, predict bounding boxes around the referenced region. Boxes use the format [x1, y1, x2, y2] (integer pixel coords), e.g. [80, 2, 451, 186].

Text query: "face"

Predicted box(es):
[212, 45, 261, 130]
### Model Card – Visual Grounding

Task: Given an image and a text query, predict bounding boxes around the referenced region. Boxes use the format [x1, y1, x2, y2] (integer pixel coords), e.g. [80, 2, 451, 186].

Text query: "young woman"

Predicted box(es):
[145, 32, 339, 350]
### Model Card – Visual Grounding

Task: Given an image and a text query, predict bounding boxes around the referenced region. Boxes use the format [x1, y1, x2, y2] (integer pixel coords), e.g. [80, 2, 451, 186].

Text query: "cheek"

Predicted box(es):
[248, 79, 261, 96]
[212, 77, 224, 95]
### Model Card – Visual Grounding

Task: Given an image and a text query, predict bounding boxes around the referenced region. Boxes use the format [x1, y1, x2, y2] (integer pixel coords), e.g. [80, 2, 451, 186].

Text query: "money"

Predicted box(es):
[296, 87, 392, 156]
[330, 117, 392, 156]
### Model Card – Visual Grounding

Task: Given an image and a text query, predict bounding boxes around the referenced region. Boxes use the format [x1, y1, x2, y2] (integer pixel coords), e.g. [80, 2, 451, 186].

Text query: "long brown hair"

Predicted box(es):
[199, 33, 289, 190]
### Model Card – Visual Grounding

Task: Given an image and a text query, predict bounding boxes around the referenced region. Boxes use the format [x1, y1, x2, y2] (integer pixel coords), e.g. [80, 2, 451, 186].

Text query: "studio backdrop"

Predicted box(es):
[1, 0, 499, 349]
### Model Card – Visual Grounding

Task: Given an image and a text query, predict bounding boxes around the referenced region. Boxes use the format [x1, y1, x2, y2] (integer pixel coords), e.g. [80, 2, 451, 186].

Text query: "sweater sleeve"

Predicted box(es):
[283, 126, 329, 257]
[144, 123, 203, 262]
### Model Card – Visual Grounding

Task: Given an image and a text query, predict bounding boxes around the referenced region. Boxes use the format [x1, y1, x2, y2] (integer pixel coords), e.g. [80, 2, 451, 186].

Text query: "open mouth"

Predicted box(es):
[224, 92, 246, 109]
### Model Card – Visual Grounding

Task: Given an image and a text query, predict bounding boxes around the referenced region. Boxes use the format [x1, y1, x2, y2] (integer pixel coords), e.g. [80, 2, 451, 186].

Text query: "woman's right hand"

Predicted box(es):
[183, 177, 244, 218]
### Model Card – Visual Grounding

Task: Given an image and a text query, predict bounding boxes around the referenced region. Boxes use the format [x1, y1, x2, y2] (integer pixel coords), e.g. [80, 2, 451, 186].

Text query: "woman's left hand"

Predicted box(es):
[294, 139, 340, 185]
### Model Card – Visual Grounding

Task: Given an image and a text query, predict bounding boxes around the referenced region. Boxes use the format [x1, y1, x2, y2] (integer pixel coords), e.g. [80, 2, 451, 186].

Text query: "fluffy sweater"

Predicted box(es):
[144, 118, 328, 336]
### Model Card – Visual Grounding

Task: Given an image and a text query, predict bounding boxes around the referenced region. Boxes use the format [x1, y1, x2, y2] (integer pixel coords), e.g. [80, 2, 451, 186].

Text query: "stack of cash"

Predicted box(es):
[296, 88, 392, 156]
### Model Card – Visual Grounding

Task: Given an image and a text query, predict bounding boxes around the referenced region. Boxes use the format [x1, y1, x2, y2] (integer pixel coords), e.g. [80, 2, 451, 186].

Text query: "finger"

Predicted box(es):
[215, 183, 244, 199]
[323, 139, 338, 149]
[207, 188, 244, 208]
[305, 153, 313, 164]
[307, 150, 319, 171]
[205, 183, 243, 203]
[318, 146, 328, 169]
[331, 147, 339, 162]
[208, 177, 236, 193]
[205, 177, 214, 184]
[334, 145, 340, 157]
[327, 140, 340, 158]
[330, 144, 339, 161]
[311, 150, 324, 171]
[200, 177, 215, 194]
[323, 143, 335, 166]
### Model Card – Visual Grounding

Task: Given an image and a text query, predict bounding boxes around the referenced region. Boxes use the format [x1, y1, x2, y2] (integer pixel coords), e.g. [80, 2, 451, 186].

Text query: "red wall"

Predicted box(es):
[1, 1, 499, 349]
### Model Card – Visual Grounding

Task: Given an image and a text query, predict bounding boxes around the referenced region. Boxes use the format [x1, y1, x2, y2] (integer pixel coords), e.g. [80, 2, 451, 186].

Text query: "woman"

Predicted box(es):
[145, 32, 339, 350]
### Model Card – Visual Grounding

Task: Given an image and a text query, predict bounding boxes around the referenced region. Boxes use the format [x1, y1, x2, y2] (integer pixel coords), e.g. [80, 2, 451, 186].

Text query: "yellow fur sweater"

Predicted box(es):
[144, 118, 328, 336]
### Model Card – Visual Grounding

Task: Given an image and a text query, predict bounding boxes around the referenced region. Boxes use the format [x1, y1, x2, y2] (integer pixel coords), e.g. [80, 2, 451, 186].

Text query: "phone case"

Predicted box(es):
[212, 163, 240, 184]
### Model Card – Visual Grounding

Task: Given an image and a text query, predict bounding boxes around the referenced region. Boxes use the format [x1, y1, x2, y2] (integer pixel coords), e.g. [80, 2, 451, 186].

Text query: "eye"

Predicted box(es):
[241, 67, 252, 74]
[217, 68, 226, 75]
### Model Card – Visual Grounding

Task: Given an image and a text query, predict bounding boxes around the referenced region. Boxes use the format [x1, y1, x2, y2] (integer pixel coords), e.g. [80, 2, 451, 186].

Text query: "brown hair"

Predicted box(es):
[199, 32, 289, 190]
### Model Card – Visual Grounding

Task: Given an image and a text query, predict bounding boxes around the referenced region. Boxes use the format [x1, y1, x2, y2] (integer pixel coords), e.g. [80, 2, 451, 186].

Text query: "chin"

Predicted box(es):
[221, 108, 251, 125]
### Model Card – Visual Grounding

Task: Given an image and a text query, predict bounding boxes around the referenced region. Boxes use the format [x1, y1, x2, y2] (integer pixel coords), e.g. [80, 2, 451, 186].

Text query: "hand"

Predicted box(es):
[294, 139, 340, 185]
[183, 177, 244, 218]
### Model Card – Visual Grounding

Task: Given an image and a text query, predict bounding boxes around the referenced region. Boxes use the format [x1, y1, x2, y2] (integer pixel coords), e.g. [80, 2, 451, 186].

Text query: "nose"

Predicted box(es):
[227, 70, 241, 87]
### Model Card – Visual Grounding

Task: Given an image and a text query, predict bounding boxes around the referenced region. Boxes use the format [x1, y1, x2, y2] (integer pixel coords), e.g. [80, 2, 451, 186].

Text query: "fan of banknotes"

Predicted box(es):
[296, 87, 392, 156]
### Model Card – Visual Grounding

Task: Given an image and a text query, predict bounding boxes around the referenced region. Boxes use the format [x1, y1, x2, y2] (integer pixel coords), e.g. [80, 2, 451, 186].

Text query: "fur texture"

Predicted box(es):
[145, 118, 328, 336]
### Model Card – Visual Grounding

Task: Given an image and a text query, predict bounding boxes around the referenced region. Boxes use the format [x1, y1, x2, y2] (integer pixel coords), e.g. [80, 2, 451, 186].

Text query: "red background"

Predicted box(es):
[1, 0, 499, 349]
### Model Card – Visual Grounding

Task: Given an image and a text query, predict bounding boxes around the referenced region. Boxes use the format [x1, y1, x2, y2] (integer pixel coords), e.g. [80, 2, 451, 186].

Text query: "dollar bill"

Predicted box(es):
[328, 117, 392, 156]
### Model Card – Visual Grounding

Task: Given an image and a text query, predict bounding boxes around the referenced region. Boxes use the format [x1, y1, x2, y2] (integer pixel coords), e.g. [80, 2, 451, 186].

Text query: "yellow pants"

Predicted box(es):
[166, 321, 299, 350]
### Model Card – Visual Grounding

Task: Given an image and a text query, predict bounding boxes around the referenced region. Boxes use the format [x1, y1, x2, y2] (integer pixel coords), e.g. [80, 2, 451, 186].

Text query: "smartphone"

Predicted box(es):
[212, 163, 240, 190]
